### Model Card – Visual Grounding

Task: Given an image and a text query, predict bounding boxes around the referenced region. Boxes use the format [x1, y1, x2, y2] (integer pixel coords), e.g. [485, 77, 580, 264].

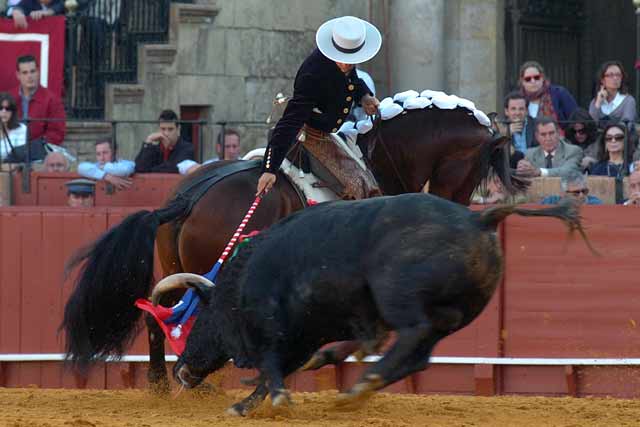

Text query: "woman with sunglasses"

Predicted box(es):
[589, 61, 637, 131]
[565, 108, 600, 171]
[588, 123, 630, 178]
[518, 60, 578, 131]
[0, 92, 27, 162]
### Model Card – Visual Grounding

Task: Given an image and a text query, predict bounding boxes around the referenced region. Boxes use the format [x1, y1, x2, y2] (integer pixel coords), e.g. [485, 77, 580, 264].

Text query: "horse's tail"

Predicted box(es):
[488, 133, 530, 193]
[61, 195, 191, 372]
[478, 198, 599, 255]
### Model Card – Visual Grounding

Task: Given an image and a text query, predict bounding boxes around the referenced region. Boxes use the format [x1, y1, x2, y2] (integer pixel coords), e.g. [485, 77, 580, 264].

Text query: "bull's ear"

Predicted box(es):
[187, 281, 214, 304]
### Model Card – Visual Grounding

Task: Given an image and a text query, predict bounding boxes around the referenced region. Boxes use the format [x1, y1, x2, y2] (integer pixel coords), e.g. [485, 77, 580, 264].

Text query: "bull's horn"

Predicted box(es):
[151, 273, 214, 306]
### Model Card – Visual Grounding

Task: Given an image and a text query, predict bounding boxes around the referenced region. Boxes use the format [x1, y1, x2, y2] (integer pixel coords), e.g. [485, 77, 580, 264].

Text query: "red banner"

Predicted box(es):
[0, 16, 65, 98]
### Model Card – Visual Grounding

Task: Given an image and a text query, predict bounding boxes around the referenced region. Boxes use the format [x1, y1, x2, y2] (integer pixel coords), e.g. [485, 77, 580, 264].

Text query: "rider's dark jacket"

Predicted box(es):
[262, 49, 372, 173]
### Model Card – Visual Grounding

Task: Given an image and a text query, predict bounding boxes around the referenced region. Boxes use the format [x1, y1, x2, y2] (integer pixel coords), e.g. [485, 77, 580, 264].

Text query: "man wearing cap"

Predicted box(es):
[256, 16, 382, 199]
[66, 178, 95, 207]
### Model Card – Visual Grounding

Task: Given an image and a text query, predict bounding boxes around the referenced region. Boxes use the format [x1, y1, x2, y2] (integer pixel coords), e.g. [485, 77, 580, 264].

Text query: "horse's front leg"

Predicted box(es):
[145, 313, 170, 393]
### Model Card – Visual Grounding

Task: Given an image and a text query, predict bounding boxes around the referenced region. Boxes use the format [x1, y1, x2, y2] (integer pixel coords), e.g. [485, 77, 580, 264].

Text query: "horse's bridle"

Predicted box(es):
[367, 114, 412, 194]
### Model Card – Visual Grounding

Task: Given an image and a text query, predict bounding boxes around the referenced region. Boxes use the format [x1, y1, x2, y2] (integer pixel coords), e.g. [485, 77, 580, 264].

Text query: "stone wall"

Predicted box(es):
[103, 0, 368, 162]
[70, 0, 504, 162]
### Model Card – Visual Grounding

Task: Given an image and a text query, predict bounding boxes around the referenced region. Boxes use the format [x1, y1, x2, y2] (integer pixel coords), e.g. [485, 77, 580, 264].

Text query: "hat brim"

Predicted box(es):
[316, 17, 382, 65]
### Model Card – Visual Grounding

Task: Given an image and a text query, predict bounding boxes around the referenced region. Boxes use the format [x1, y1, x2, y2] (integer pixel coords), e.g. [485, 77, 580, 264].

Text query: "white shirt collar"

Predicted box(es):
[601, 92, 626, 116]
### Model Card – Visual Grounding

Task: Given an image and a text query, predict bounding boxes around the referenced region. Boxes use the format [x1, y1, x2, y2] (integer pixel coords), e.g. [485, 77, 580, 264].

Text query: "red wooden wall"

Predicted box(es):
[11, 172, 182, 207]
[0, 205, 638, 397]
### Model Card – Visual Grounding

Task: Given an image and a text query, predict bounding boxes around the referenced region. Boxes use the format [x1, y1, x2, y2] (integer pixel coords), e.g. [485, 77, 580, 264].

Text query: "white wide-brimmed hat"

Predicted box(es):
[315, 16, 382, 65]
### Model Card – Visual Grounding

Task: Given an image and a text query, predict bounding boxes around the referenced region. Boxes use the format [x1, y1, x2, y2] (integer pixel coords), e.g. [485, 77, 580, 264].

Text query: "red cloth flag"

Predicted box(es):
[0, 16, 65, 97]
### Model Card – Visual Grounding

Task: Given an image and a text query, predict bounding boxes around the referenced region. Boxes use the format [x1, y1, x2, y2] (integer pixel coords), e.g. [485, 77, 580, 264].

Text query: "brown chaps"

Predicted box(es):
[289, 126, 381, 200]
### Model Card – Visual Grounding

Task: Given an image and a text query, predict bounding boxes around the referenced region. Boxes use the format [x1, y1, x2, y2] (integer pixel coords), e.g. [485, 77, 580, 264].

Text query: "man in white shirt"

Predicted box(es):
[78, 140, 134, 189]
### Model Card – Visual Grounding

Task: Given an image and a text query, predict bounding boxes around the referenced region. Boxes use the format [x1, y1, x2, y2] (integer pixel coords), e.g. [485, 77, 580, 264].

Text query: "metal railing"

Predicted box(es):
[1, 117, 272, 193]
[64, 1, 173, 119]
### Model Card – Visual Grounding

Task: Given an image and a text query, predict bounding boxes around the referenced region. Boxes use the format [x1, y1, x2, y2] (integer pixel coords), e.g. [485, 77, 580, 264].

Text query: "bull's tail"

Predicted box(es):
[61, 195, 191, 372]
[478, 199, 599, 255]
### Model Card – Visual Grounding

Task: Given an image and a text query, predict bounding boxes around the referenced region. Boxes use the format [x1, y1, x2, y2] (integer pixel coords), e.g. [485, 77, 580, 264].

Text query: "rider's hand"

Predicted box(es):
[361, 94, 380, 116]
[256, 172, 276, 196]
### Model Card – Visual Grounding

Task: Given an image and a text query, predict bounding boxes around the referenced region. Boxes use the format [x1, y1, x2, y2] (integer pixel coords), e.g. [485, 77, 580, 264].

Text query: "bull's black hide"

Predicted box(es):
[161, 193, 582, 415]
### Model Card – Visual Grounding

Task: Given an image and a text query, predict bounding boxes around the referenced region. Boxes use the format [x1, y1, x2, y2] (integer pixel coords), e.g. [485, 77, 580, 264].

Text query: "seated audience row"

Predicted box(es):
[516, 60, 636, 131]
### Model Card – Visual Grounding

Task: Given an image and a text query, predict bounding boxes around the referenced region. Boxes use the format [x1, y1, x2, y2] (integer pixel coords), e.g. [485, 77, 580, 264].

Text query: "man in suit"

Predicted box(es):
[517, 116, 583, 178]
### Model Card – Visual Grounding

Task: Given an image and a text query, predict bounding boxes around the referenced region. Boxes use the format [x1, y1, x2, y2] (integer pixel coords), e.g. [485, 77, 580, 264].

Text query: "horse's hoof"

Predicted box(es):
[300, 351, 330, 371]
[226, 404, 247, 417]
[271, 389, 292, 407]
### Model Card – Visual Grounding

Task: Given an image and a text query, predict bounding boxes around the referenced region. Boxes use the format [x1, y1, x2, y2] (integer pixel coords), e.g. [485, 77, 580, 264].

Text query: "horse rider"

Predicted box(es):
[256, 16, 383, 200]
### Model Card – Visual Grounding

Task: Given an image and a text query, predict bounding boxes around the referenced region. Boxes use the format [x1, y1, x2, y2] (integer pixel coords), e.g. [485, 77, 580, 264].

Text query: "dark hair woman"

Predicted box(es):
[0, 92, 27, 162]
[518, 60, 578, 131]
[589, 60, 637, 130]
[565, 108, 600, 171]
[588, 123, 631, 179]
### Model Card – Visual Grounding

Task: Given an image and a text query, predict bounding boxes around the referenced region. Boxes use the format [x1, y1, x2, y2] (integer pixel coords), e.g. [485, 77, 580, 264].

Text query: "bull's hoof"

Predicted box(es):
[301, 350, 332, 371]
[271, 389, 292, 407]
[334, 374, 383, 407]
[226, 403, 247, 417]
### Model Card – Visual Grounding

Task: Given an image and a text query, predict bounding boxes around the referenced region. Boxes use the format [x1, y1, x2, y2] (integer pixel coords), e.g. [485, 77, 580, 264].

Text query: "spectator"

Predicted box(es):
[589, 123, 629, 179]
[471, 175, 527, 205]
[501, 91, 536, 167]
[65, 178, 95, 208]
[517, 116, 583, 178]
[588, 61, 637, 131]
[78, 141, 134, 190]
[214, 128, 242, 161]
[565, 108, 600, 172]
[624, 170, 640, 206]
[8, 0, 64, 29]
[541, 169, 602, 206]
[134, 109, 194, 173]
[43, 151, 68, 172]
[0, 92, 27, 162]
[9, 55, 66, 160]
[518, 61, 577, 130]
[177, 128, 242, 175]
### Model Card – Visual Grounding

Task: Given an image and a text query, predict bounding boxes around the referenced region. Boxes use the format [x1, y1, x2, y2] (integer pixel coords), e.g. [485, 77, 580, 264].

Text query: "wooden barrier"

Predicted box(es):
[0, 205, 639, 396]
[10, 171, 182, 207]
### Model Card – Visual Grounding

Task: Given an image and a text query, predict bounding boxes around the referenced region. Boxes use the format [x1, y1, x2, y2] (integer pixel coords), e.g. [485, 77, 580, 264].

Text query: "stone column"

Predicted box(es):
[388, 0, 446, 93]
[444, 0, 504, 112]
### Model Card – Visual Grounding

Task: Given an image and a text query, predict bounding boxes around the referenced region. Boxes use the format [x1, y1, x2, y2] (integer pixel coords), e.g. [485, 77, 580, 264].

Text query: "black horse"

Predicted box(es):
[62, 106, 527, 391]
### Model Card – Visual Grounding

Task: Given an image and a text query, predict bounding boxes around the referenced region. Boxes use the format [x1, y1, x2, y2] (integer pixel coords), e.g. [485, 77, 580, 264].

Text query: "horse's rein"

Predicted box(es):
[369, 113, 411, 194]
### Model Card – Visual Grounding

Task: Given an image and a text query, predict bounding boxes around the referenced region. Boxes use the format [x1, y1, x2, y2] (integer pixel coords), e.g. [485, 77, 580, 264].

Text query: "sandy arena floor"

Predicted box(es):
[1, 387, 640, 427]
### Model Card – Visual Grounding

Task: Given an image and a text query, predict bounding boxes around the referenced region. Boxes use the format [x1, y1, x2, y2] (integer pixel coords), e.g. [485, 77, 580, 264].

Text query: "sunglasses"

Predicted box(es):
[0, 105, 13, 112]
[566, 188, 589, 196]
[523, 74, 542, 83]
[605, 134, 625, 142]
[573, 128, 587, 135]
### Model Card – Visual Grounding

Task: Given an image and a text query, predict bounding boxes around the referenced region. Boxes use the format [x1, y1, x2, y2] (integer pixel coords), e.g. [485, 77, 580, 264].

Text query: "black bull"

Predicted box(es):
[151, 193, 588, 416]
